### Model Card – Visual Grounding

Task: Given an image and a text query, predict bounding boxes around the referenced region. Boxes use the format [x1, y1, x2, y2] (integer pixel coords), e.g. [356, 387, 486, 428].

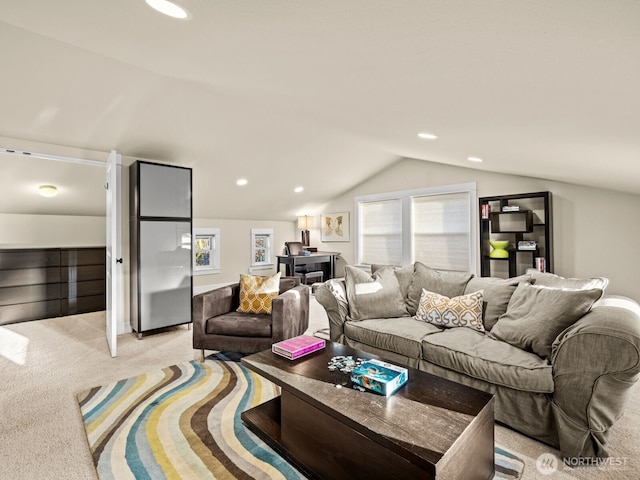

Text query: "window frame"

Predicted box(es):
[193, 227, 221, 275]
[355, 182, 477, 273]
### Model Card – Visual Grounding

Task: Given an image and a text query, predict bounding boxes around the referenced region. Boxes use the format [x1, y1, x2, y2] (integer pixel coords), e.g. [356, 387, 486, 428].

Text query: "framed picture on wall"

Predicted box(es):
[321, 212, 350, 242]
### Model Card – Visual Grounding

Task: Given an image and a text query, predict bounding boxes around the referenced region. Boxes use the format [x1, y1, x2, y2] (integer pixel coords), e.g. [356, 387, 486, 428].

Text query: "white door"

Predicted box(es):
[105, 150, 122, 357]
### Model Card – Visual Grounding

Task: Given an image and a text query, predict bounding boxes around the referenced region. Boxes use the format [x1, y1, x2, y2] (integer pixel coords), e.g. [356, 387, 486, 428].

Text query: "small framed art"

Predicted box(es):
[321, 212, 349, 242]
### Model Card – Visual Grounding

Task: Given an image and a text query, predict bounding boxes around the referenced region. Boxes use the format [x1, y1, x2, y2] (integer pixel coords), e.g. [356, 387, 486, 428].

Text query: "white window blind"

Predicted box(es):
[359, 198, 403, 265]
[412, 192, 470, 271]
[355, 183, 476, 272]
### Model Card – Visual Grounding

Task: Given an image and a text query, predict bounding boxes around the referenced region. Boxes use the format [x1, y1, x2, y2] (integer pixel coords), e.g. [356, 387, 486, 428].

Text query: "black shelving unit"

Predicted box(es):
[479, 191, 553, 278]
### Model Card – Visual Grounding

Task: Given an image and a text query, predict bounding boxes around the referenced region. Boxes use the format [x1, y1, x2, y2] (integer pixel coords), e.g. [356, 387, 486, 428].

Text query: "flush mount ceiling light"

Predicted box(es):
[236, 178, 248, 186]
[417, 132, 438, 140]
[294, 186, 304, 193]
[145, 0, 191, 19]
[468, 157, 484, 163]
[38, 185, 58, 197]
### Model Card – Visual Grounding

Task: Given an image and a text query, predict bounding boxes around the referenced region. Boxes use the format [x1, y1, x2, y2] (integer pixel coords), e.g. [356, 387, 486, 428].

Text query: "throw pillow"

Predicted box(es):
[414, 289, 484, 332]
[236, 272, 281, 314]
[464, 274, 532, 330]
[344, 265, 409, 321]
[371, 263, 414, 299]
[525, 269, 609, 291]
[406, 262, 474, 315]
[491, 282, 603, 360]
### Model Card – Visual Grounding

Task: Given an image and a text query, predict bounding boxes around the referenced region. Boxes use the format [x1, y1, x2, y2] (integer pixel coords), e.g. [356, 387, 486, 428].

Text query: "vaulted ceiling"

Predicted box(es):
[1, 1, 638, 220]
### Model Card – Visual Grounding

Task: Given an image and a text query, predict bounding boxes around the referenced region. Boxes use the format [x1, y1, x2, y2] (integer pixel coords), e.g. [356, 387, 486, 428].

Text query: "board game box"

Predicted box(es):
[350, 359, 408, 396]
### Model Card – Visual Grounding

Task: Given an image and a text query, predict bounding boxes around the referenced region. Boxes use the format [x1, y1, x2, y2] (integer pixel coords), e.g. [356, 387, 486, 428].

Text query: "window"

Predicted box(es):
[250, 228, 274, 271]
[358, 198, 403, 265]
[193, 228, 221, 275]
[356, 183, 477, 272]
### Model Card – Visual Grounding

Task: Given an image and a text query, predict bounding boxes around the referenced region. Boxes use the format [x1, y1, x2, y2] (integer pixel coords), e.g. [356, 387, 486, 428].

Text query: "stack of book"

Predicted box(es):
[518, 240, 537, 250]
[272, 335, 326, 360]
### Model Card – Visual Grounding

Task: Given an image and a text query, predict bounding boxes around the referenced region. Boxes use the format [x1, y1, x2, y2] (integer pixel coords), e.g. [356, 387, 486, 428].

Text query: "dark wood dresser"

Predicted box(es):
[0, 247, 106, 325]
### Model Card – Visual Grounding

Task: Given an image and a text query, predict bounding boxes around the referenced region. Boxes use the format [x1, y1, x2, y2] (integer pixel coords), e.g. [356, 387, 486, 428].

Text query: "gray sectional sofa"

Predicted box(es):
[315, 262, 640, 459]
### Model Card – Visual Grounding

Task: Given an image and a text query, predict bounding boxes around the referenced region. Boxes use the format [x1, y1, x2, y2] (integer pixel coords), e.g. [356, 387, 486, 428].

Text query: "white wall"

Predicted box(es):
[193, 218, 297, 289]
[316, 158, 640, 301]
[0, 213, 105, 246]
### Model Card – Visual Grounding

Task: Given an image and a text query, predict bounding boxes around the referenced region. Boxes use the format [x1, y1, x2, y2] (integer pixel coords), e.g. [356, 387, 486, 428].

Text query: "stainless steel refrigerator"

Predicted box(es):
[130, 161, 192, 338]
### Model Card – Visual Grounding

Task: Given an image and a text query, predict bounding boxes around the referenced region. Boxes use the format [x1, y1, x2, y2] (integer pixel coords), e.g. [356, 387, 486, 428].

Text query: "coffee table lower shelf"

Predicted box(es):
[242, 389, 491, 480]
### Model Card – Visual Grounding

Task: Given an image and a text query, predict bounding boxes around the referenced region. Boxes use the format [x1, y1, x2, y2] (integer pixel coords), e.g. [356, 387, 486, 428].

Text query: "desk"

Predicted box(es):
[276, 252, 337, 280]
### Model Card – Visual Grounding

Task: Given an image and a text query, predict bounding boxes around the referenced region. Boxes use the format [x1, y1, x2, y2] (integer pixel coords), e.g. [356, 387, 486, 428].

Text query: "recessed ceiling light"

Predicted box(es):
[294, 186, 304, 193]
[145, 0, 190, 20]
[38, 185, 58, 197]
[236, 178, 248, 186]
[417, 132, 438, 140]
[467, 157, 483, 163]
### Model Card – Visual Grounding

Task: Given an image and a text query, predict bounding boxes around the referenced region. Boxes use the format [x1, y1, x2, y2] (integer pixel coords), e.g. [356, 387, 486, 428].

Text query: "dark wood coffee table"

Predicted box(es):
[241, 341, 494, 480]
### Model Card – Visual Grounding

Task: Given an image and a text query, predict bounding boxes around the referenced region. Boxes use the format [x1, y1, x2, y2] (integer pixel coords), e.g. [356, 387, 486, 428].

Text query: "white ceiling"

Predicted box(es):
[1, 1, 638, 220]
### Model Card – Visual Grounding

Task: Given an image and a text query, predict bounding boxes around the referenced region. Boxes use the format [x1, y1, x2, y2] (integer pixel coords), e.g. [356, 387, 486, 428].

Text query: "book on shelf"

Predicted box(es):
[502, 205, 520, 212]
[272, 335, 326, 360]
[350, 359, 408, 396]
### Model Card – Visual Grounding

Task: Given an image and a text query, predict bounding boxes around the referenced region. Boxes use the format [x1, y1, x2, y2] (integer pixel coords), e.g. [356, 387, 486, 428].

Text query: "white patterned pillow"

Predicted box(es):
[414, 288, 484, 332]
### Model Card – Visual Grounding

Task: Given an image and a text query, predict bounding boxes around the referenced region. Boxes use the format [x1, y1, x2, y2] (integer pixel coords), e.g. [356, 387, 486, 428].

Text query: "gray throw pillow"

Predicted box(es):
[344, 265, 409, 321]
[464, 275, 531, 331]
[491, 282, 603, 360]
[371, 263, 414, 300]
[525, 269, 609, 291]
[406, 262, 474, 316]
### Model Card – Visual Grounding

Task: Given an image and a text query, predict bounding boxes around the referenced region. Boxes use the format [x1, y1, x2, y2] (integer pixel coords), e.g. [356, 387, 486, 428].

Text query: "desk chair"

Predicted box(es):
[284, 241, 324, 285]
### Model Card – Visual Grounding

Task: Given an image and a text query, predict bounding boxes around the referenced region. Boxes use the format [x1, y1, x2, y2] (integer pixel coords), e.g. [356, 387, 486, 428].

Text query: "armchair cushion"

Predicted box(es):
[237, 272, 281, 314]
[205, 311, 272, 337]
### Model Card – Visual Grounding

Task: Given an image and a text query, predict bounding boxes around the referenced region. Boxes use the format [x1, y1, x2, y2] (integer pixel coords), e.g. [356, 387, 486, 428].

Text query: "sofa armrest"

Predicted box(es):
[271, 285, 310, 342]
[193, 283, 240, 345]
[550, 298, 640, 457]
[315, 279, 349, 342]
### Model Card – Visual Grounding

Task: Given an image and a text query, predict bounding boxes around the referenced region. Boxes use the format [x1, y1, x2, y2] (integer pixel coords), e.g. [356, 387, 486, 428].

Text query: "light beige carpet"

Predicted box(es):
[0, 297, 638, 479]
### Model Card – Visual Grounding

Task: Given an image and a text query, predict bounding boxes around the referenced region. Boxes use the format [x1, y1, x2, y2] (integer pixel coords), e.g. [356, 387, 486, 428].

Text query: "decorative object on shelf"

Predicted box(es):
[321, 212, 350, 242]
[518, 240, 537, 251]
[297, 215, 313, 246]
[481, 203, 491, 219]
[489, 240, 510, 258]
[535, 257, 546, 272]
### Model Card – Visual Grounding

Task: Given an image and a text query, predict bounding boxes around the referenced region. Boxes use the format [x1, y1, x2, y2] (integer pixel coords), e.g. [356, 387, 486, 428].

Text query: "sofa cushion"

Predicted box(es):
[237, 272, 282, 314]
[526, 269, 609, 291]
[464, 275, 531, 330]
[371, 263, 415, 300]
[414, 289, 484, 332]
[406, 262, 473, 315]
[421, 328, 554, 393]
[344, 317, 442, 358]
[206, 312, 272, 337]
[344, 265, 409, 320]
[491, 282, 603, 360]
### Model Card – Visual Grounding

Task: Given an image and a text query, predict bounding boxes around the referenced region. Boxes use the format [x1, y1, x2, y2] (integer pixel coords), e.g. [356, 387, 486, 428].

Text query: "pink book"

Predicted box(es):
[272, 335, 326, 360]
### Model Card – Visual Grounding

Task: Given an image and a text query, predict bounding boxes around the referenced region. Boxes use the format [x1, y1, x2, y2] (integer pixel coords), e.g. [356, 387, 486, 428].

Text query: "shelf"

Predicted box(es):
[480, 191, 552, 278]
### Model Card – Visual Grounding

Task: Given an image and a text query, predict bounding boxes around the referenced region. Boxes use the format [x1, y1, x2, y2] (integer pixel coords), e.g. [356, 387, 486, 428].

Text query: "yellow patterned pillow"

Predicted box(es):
[237, 272, 282, 314]
[414, 288, 484, 332]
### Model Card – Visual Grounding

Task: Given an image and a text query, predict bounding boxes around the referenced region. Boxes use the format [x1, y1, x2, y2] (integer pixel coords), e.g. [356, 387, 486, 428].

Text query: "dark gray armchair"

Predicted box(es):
[193, 276, 309, 359]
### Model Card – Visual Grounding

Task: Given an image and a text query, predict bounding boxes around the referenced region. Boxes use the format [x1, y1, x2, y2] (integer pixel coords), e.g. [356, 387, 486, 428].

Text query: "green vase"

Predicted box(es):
[489, 240, 510, 258]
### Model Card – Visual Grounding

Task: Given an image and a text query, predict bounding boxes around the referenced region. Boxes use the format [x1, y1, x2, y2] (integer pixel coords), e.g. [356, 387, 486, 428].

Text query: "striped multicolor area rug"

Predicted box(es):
[78, 354, 524, 479]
